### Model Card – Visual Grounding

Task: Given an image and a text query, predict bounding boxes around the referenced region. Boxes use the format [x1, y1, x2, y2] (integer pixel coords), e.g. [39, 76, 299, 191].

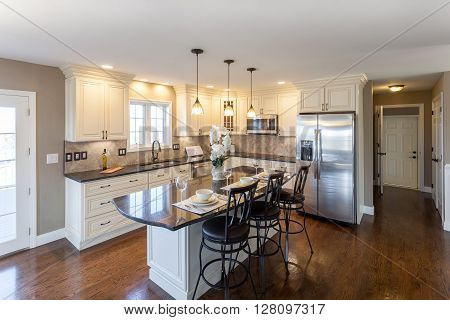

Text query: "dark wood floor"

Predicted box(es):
[1, 186, 449, 299]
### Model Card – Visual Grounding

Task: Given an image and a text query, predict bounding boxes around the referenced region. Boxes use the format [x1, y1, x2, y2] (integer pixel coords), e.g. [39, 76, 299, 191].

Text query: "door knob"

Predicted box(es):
[410, 156, 417, 159]
[412, 151, 417, 154]
[377, 152, 386, 156]
[432, 158, 439, 162]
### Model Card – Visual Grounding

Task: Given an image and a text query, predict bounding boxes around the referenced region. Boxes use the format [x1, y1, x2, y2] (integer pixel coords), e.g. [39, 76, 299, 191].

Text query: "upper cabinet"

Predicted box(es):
[260, 94, 278, 114]
[297, 75, 366, 113]
[277, 93, 299, 136]
[62, 65, 134, 142]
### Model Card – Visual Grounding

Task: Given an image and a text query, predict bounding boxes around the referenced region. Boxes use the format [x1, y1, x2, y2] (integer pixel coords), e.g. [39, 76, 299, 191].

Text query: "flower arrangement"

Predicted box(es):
[209, 126, 231, 168]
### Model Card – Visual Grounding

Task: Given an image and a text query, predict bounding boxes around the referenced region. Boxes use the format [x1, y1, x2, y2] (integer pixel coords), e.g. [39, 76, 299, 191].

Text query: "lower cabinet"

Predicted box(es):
[65, 165, 192, 251]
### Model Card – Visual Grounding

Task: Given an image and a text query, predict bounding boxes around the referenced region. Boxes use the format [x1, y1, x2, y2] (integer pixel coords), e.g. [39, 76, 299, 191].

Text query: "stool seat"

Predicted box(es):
[249, 201, 280, 221]
[280, 189, 305, 204]
[202, 216, 250, 244]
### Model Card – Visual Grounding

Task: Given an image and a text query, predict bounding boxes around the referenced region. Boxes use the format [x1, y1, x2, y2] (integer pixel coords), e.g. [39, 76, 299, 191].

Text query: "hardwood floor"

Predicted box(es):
[1, 186, 449, 299]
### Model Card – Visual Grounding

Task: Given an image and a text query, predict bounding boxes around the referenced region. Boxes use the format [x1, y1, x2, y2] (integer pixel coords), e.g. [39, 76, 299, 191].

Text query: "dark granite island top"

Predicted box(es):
[112, 166, 295, 231]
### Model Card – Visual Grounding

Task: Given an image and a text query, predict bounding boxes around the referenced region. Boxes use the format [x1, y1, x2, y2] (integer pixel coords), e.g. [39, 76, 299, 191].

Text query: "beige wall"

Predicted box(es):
[363, 81, 373, 207]
[373, 90, 432, 187]
[0, 58, 65, 235]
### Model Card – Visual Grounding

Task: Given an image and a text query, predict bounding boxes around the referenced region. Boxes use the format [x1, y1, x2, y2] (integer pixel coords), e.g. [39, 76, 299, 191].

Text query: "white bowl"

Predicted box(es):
[196, 189, 213, 201]
[240, 177, 254, 185]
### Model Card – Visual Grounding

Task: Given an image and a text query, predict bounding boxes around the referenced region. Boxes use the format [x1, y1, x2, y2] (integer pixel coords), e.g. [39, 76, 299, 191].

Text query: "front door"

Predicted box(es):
[383, 116, 418, 189]
[432, 93, 443, 217]
[0, 92, 33, 256]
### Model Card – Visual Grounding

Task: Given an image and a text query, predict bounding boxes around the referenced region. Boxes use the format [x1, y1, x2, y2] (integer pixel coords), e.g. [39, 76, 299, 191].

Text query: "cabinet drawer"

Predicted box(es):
[85, 184, 149, 219]
[85, 173, 148, 197]
[149, 168, 171, 183]
[172, 164, 191, 176]
[84, 211, 132, 240]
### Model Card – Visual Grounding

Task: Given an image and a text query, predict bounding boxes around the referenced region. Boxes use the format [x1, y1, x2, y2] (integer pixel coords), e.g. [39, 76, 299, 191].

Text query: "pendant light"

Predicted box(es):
[246, 67, 257, 118]
[224, 59, 234, 116]
[191, 49, 204, 115]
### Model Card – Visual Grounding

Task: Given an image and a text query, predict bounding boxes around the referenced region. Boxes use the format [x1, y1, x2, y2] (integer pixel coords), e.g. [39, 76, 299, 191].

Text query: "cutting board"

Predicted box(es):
[100, 166, 124, 174]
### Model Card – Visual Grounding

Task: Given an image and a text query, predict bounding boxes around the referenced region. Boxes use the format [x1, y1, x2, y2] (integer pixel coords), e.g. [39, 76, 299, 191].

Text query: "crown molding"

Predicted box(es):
[293, 73, 368, 88]
[60, 64, 135, 82]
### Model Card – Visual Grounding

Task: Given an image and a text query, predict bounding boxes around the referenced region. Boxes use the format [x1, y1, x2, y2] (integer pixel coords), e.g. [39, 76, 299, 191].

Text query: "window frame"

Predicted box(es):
[127, 98, 173, 152]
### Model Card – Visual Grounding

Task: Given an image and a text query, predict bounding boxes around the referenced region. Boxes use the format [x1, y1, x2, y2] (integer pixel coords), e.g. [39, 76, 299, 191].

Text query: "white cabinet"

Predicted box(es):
[175, 87, 213, 136]
[260, 95, 278, 114]
[277, 93, 299, 136]
[237, 97, 248, 134]
[187, 94, 212, 136]
[299, 83, 355, 112]
[62, 65, 134, 142]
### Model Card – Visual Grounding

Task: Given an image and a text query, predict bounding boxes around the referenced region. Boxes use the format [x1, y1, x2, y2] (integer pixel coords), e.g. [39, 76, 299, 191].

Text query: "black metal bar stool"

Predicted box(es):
[278, 165, 313, 263]
[245, 172, 289, 292]
[192, 180, 259, 300]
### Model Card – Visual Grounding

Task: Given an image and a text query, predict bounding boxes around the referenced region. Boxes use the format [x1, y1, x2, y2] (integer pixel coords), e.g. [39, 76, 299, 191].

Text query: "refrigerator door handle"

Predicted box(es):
[314, 129, 318, 179]
[317, 129, 322, 180]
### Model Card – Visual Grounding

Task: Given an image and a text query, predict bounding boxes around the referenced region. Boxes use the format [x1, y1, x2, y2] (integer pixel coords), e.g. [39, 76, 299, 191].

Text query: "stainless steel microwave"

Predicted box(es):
[247, 114, 278, 135]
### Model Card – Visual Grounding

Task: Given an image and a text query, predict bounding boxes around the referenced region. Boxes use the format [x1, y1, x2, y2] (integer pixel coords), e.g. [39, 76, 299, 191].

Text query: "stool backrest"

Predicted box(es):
[263, 172, 284, 209]
[225, 180, 258, 239]
[293, 165, 309, 196]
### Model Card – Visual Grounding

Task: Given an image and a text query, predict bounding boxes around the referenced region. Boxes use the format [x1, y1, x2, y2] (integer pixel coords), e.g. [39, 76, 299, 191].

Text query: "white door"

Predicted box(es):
[378, 106, 385, 195]
[324, 84, 355, 111]
[432, 93, 444, 216]
[77, 78, 105, 141]
[0, 93, 33, 256]
[383, 116, 418, 189]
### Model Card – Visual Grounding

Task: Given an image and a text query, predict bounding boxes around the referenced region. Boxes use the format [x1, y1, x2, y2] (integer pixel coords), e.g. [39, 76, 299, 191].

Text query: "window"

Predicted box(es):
[223, 101, 234, 131]
[129, 100, 171, 150]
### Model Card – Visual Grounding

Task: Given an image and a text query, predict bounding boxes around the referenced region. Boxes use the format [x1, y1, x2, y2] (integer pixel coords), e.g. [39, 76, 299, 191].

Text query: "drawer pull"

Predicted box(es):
[178, 170, 186, 173]
[100, 220, 111, 226]
[129, 179, 139, 182]
[100, 184, 111, 189]
[157, 174, 165, 177]
[100, 201, 110, 206]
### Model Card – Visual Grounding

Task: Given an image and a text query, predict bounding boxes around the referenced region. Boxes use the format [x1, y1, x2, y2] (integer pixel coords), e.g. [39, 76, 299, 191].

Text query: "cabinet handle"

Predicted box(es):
[100, 220, 111, 226]
[105, 130, 108, 140]
[100, 201, 110, 206]
[178, 170, 186, 173]
[325, 103, 329, 111]
[129, 179, 139, 182]
[157, 174, 165, 177]
[321, 103, 324, 111]
[100, 184, 111, 188]
[102, 130, 105, 139]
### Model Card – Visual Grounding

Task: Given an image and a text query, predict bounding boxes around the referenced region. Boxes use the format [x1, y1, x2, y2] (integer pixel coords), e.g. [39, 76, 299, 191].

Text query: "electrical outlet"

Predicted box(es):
[118, 148, 127, 156]
[73, 152, 81, 161]
[65, 153, 73, 162]
[81, 151, 88, 160]
[172, 143, 180, 150]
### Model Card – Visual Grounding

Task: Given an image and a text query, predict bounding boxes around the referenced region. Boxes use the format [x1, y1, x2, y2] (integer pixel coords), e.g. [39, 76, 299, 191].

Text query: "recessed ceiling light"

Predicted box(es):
[206, 85, 214, 88]
[388, 84, 405, 92]
[277, 81, 286, 85]
[101, 64, 114, 70]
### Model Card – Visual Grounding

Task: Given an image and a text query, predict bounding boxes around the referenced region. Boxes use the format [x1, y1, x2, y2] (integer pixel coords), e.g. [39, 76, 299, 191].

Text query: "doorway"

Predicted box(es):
[432, 92, 444, 222]
[376, 104, 424, 195]
[0, 90, 36, 257]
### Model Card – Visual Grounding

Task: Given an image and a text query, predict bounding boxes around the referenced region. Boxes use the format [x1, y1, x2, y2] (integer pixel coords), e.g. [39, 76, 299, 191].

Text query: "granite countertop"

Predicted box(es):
[64, 152, 297, 183]
[112, 166, 295, 231]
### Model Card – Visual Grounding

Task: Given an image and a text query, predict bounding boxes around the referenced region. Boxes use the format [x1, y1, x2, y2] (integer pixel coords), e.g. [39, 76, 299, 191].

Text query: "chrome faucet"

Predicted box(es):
[151, 140, 161, 162]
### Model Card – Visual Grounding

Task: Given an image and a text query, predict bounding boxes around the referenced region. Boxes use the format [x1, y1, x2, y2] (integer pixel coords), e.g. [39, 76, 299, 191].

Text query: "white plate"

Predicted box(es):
[189, 195, 218, 206]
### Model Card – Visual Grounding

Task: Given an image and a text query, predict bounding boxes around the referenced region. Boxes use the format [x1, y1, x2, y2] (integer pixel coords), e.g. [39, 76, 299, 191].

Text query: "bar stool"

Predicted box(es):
[192, 180, 259, 300]
[246, 172, 289, 292]
[278, 165, 313, 263]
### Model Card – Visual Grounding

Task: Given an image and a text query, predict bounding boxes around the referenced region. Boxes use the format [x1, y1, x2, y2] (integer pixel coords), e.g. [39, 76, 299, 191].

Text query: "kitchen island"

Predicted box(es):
[112, 166, 295, 299]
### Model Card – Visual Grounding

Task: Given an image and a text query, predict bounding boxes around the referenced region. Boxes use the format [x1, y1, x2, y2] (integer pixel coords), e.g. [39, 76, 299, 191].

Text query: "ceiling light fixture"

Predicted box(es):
[191, 49, 204, 115]
[277, 81, 285, 85]
[388, 84, 405, 92]
[224, 59, 235, 117]
[101, 64, 114, 70]
[247, 67, 257, 118]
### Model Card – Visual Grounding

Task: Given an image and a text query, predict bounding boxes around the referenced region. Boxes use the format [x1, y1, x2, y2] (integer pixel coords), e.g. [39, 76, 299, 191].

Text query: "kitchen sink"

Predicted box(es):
[140, 159, 181, 169]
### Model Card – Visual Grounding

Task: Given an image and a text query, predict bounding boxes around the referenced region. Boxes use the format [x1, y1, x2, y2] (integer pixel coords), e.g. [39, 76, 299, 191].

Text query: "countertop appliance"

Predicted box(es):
[296, 112, 356, 224]
[247, 114, 278, 135]
[185, 146, 211, 178]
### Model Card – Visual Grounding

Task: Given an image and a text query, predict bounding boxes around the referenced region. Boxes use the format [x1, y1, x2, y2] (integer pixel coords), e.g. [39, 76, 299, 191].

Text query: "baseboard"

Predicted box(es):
[361, 205, 375, 215]
[36, 228, 65, 247]
[444, 221, 450, 232]
[421, 186, 432, 193]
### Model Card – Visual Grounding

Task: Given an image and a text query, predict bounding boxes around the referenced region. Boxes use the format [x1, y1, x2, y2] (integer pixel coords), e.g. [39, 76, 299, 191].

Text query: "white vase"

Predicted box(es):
[211, 165, 225, 181]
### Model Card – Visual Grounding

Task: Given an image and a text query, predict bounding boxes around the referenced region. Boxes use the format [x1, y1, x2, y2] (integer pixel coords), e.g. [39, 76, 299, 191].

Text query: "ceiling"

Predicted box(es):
[1, 0, 449, 91]
[373, 73, 443, 93]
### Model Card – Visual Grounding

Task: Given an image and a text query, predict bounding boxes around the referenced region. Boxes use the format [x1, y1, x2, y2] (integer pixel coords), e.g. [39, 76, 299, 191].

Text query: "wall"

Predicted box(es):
[363, 81, 373, 207]
[373, 90, 432, 187]
[0, 58, 65, 235]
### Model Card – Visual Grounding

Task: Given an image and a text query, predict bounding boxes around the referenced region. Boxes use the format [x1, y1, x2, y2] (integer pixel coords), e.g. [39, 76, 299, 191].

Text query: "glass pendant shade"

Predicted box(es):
[247, 104, 256, 118]
[192, 97, 204, 115]
[224, 102, 234, 116]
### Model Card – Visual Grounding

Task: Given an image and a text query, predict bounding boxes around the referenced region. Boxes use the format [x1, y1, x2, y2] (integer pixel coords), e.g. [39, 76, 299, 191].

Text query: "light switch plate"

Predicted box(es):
[81, 151, 88, 160]
[73, 152, 81, 161]
[46, 153, 59, 164]
[118, 148, 127, 156]
[172, 143, 180, 150]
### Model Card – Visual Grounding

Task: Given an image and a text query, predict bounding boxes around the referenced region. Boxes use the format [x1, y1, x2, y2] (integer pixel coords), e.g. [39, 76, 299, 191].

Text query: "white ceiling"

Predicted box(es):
[1, 0, 449, 91]
[373, 73, 442, 93]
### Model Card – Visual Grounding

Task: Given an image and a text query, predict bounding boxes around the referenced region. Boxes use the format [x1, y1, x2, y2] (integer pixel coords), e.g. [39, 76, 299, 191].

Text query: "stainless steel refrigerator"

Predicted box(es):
[296, 112, 356, 224]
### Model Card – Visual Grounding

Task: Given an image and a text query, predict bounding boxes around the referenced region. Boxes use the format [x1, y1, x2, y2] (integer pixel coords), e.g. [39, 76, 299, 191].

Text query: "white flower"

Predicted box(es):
[222, 133, 231, 152]
[209, 126, 219, 145]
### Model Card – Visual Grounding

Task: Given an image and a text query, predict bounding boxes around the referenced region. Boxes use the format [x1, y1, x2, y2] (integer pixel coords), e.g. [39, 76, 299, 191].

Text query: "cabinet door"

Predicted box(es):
[300, 87, 324, 112]
[188, 95, 200, 135]
[250, 96, 261, 115]
[220, 98, 237, 133]
[324, 84, 355, 111]
[197, 95, 212, 136]
[261, 95, 277, 114]
[105, 83, 128, 140]
[211, 97, 222, 127]
[237, 97, 248, 134]
[76, 78, 105, 141]
[278, 93, 299, 136]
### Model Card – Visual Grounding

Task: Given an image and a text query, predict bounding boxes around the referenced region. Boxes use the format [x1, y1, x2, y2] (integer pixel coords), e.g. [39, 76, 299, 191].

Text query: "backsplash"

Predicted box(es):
[64, 134, 296, 174]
